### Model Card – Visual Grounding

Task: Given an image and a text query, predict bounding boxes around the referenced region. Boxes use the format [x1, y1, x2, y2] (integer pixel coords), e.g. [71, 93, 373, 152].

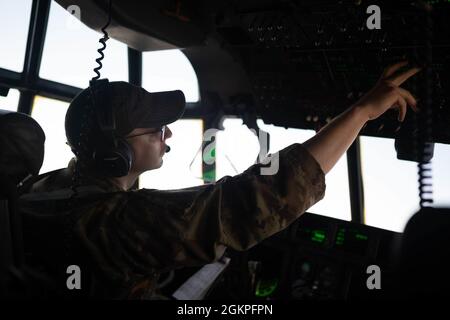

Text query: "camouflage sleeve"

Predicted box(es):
[75, 143, 325, 276]
[177, 143, 326, 256]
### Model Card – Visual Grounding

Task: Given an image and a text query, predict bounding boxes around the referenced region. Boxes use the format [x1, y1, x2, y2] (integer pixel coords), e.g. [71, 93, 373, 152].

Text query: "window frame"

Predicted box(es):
[0, 0, 206, 183]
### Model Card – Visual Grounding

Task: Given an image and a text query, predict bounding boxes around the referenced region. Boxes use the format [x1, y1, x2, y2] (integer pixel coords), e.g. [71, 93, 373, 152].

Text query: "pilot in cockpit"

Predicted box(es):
[19, 62, 420, 299]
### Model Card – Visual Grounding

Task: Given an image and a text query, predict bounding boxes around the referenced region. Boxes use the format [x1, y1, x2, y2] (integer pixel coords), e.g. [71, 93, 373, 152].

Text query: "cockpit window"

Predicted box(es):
[139, 48, 202, 189]
[0, 0, 32, 72]
[142, 49, 200, 103]
[360, 138, 450, 231]
[433, 143, 450, 208]
[216, 118, 260, 179]
[39, 1, 128, 88]
[256, 119, 351, 221]
[139, 119, 204, 190]
[31, 95, 72, 174]
[0, 89, 20, 112]
[360, 136, 420, 232]
[214, 118, 351, 221]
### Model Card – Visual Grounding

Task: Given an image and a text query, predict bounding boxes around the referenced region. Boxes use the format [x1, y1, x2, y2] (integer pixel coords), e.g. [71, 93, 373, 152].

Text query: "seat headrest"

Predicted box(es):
[0, 109, 45, 184]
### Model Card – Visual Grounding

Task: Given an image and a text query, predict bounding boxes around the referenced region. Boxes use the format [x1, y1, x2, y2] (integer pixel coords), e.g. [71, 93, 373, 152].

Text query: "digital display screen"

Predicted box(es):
[297, 227, 328, 246]
[334, 227, 369, 255]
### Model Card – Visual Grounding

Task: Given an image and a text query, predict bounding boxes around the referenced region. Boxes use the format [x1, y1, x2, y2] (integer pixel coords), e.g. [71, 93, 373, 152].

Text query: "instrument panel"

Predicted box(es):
[207, 213, 402, 300]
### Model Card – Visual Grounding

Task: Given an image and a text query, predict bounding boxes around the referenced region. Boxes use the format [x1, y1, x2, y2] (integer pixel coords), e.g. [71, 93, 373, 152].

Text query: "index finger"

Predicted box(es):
[389, 67, 421, 86]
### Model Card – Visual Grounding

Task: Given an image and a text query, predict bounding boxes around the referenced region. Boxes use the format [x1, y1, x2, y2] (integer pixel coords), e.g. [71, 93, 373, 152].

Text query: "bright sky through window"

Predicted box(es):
[0, 89, 20, 112]
[139, 119, 204, 190]
[142, 50, 200, 102]
[257, 120, 351, 221]
[31, 96, 73, 174]
[215, 118, 351, 221]
[361, 136, 450, 232]
[40, 1, 128, 88]
[0, 0, 32, 72]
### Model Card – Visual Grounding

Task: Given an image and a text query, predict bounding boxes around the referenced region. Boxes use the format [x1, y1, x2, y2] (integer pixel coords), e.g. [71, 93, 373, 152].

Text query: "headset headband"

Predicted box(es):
[89, 79, 117, 148]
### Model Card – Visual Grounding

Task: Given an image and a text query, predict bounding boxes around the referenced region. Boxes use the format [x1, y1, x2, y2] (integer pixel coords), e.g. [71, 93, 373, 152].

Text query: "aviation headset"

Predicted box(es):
[89, 79, 133, 177]
[76, 0, 133, 178]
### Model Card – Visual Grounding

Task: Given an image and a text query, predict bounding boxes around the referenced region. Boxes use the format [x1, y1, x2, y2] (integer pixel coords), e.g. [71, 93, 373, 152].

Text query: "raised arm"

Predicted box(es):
[304, 61, 420, 174]
[74, 62, 421, 282]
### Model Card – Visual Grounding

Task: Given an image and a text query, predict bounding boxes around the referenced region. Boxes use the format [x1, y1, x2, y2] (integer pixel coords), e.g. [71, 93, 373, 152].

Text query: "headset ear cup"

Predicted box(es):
[116, 138, 133, 174]
[93, 139, 133, 177]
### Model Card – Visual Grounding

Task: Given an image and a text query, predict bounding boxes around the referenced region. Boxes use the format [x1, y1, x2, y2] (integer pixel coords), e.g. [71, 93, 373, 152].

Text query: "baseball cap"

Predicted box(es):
[65, 81, 185, 151]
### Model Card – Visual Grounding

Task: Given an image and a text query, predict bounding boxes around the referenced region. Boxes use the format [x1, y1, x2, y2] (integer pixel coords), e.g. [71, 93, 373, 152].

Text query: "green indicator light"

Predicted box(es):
[356, 234, 368, 241]
[255, 279, 278, 298]
[336, 230, 345, 245]
[313, 231, 325, 238]
[311, 230, 326, 243]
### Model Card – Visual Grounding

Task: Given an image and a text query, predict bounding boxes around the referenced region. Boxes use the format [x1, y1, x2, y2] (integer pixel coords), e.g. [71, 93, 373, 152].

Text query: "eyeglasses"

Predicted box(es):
[126, 126, 166, 141]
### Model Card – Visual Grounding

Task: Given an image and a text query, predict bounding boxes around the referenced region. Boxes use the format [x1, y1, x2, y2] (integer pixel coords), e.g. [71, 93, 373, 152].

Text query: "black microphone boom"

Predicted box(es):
[165, 145, 171, 153]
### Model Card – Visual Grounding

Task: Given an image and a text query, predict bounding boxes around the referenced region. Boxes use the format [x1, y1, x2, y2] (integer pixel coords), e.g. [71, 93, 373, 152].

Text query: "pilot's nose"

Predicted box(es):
[165, 126, 173, 140]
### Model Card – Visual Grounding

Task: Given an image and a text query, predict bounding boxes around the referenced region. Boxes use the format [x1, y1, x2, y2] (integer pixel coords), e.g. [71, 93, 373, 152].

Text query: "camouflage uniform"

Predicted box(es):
[19, 143, 325, 299]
